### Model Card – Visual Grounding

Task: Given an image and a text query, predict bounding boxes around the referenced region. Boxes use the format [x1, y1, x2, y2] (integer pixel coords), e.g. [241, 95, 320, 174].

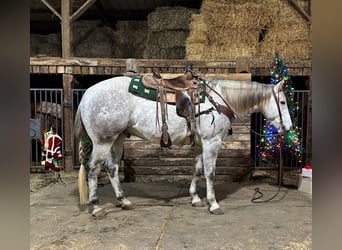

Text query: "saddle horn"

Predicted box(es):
[152, 68, 162, 79]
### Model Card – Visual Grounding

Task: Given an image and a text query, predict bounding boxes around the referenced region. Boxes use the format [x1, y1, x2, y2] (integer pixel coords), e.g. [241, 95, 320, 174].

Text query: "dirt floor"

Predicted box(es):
[30, 171, 312, 250]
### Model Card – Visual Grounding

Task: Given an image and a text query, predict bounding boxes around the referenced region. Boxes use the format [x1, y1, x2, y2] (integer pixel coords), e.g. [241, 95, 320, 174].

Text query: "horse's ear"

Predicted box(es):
[275, 79, 285, 91]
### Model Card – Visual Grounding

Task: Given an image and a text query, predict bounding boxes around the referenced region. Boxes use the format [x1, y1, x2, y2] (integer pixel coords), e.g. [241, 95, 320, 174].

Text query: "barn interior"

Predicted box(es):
[30, 0, 312, 185]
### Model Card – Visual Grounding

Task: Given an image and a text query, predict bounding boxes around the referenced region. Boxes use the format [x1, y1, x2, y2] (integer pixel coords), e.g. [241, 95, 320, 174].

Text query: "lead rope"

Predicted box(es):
[251, 133, 283, 203]
[251, 87, 285, 203]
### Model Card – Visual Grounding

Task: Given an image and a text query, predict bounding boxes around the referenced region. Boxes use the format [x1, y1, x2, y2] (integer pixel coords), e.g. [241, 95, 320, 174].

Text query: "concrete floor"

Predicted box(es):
[30, 174, 312, 250]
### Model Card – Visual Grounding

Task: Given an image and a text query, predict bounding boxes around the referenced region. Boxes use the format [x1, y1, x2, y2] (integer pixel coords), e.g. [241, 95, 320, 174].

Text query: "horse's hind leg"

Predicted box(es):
[105, 133, 133, 210]
[87, 142, 112, 216]
[190, 152, 205, 207]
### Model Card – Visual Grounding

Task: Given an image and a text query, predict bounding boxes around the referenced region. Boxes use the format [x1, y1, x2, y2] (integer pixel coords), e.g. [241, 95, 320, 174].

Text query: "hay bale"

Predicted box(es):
[114, 20, 148, 58]
[143, 46, 185, 59]
[37, 43, 61, 56]
[72, 20, 102, 46]
[143, 30, 188, 59]
[31, 34, 48, 45]
[146, 30, 189, 48]
[185, 0, 312, 60]
[186, 14, 208, 44]
[46, 33, 61, 44]
[185, 14, 208, 60]
[204, 2, 269, 29]
[204, 45, 257, 60]
[74, 42, 113, 58]
[147, 6, 198, 31]
[116, 20, 148, 31]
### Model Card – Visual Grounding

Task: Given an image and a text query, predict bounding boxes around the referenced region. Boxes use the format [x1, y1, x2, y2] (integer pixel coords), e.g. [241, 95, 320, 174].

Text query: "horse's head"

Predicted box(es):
[262, 79, 293, 133]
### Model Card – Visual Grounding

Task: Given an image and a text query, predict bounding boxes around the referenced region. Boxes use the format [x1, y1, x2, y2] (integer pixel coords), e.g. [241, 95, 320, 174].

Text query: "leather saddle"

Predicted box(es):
[142, 68, 202, 148]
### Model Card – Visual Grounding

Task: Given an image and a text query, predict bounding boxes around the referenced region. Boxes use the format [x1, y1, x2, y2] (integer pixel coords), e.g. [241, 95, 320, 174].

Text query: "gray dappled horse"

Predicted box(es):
[75, 76, 292, 215]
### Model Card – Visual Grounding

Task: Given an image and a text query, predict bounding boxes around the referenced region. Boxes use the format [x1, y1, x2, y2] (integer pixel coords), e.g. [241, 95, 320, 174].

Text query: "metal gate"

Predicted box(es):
[30, 89, 64, 167]
[30, 88, 310, 170]
[71, 89, 86, 166]
[251, 90, 309, 169]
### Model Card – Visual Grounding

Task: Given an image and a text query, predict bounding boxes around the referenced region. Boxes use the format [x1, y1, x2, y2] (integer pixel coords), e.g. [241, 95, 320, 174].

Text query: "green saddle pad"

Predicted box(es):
[128, 76, 206, 103]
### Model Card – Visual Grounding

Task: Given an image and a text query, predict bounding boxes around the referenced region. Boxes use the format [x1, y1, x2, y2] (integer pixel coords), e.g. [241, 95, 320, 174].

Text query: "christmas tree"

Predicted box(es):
[257, 53, 303, 165]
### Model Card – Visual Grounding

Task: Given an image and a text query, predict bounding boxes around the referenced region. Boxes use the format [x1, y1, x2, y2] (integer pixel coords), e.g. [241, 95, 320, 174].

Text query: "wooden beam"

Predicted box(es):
[40, 0, 62, 20]
[287, 0, 311, 23]
[61, 0, 72, 58]
[70, 0, 97, 22]
[123, 72, 252, 81]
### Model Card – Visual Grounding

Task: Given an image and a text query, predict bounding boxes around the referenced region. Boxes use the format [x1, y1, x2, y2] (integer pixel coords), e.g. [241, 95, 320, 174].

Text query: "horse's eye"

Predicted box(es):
[280, 101, 285, 105]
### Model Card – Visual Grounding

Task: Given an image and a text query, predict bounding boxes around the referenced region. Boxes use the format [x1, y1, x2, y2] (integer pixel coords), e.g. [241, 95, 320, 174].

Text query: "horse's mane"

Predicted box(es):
[210, 79, 272, 116]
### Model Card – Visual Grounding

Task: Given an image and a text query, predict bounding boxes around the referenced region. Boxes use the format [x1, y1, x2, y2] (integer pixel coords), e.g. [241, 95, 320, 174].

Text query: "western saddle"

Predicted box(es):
[141, 67, 235, 148]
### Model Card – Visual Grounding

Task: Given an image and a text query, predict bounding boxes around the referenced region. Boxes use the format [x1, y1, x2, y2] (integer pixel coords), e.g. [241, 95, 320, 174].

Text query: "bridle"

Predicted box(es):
[271, 84, 285, 133]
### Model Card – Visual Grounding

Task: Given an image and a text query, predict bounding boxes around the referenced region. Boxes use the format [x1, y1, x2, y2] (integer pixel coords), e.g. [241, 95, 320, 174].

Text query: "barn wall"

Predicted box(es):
[121, 117, 251, 182]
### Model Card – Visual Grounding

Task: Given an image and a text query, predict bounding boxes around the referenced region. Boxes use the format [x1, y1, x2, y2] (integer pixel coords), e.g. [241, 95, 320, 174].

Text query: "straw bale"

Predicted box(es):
[257, 40, 311, 60]
[203, 44, 257, 60]
[204, 2, 269, 29]
[185, 43, 207, 58]
[207, 28, 260, 46]
[187, 14, 208, 44]
[185, 0, 312, 60]
[147, 6, 198, 31]
[74, 42, 113, 58]
[186, 54, 205, 60]
[257, 22, 312, 60]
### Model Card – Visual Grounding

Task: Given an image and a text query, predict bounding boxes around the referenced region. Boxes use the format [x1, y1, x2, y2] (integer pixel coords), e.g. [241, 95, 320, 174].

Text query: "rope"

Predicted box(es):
[251, 134, 284, 203]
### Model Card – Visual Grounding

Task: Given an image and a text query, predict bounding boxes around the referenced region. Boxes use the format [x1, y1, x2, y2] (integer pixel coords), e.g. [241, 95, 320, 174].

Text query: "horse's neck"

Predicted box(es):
[215, 80, 270, 116]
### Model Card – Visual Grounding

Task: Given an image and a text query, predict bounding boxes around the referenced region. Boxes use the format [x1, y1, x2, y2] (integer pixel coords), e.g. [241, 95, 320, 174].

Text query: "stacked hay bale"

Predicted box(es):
[255, 0, 312, 60]
[144, 6, 198, 59]
[186, 0, 311, 61]
[113, 21, 148, 58]
[31, 33, 62, 56]
[73, 20, 117, 58]
[185, 14, 208, 60]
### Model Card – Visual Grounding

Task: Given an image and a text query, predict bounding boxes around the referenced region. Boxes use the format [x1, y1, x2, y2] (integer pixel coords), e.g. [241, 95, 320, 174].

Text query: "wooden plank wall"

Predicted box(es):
[121, 117, 251, 183]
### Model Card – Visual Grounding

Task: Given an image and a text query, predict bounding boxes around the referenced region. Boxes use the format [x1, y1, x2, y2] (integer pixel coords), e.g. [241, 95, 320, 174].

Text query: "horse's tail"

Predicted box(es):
[74, 107, 89, 205]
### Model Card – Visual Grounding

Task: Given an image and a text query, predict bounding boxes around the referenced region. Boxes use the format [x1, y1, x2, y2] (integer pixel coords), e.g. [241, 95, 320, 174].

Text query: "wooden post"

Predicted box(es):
[63, 74, 74, 172]
[61, 0, 72, 58]
[61, 0, 73, 171]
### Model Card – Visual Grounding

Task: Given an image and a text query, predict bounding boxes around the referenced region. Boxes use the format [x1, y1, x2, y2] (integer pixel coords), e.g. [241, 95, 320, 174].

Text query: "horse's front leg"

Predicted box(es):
[105, 160, 133, 210]
[190, 153, 205, 207]
[202, 138, 224, 215]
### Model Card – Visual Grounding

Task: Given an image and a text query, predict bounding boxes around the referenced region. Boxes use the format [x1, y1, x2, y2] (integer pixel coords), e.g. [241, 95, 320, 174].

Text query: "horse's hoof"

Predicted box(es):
[209, 207, 224, 215]
[121, 203, 134, 210]
[92, 206, 106, 217]
[192, 201, 205, 207]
